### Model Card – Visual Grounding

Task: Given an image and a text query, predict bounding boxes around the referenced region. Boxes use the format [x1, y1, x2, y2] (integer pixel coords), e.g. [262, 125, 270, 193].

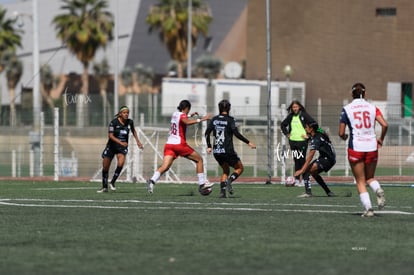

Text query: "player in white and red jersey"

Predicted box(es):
[339, 83, 388, 217]
[146, 100, 213, 195]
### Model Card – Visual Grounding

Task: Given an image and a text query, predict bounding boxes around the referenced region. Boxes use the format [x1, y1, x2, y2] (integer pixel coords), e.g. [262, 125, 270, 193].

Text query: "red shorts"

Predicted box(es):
[164, 143, 195, 159]
[347, 148, 378, 164]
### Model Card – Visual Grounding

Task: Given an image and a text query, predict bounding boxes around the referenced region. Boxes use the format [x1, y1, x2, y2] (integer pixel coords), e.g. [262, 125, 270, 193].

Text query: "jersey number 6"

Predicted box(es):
[353, 111, 371, 129]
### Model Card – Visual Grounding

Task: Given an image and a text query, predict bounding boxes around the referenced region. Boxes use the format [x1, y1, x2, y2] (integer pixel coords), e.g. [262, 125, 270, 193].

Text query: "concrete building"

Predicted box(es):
[246, 0, 414, 122]
[1, 0, 413, 125]
[0, 0, 247, 110]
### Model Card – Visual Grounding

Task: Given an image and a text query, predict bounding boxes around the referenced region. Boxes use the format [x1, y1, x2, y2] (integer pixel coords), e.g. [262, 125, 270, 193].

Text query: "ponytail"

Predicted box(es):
[177, 100, 191, 111]
[309, 122, 331, 143]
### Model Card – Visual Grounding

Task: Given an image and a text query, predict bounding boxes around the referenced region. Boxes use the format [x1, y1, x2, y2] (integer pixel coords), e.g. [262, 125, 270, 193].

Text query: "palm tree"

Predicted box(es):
[146, 0, 212, 77]
[52, 0, 114, 127]
[93, 57, 111, 125]
[134, 63, 155, 122]
[0, 7, 22, 73]
[134, 63, 154, 94]
[39, 64, 56, 112]
[0, 7, 22, 125]
[5, 52, 23, 126]
[120, 67, 134, 118]
[194, 53, 222, 80]
[39, 65, 69, 125]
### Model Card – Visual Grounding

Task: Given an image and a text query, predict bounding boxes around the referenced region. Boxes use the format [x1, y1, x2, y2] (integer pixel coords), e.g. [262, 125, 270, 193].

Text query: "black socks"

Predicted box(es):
[313, 174, 331, 195]
[102, 170, 109, 188]
[111, 166, 123, 185]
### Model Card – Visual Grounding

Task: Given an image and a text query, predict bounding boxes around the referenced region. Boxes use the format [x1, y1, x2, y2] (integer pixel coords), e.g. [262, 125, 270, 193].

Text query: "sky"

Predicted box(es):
[0, 0, 17, 4]
[0, 0, 18, 6]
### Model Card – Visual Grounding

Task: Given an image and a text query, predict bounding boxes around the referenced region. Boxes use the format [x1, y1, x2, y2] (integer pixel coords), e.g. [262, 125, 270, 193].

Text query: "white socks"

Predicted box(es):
[368, 180, 381, 193]
[152, 171, 206, 185]
[197, 173, 205, 185]
[359, 192, 372, 211]
[151, 171, 161, 183]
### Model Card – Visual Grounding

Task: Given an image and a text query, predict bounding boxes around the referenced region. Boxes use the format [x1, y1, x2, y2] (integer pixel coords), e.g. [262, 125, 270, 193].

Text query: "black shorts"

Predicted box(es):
[311, 157, 336, 173]
[102, 145, 128, 159]
[213, 153, 241, 167]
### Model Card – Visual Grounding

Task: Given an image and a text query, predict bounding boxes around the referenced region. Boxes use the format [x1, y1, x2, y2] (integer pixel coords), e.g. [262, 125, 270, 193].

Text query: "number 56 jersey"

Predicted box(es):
[166, 111, 188, 145]
[340, 98, 383, 152]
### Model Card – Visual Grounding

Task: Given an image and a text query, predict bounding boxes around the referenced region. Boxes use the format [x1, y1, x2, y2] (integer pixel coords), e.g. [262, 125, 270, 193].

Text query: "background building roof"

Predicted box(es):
[0, 0, 248, 104]
[125, 0, 247, 75]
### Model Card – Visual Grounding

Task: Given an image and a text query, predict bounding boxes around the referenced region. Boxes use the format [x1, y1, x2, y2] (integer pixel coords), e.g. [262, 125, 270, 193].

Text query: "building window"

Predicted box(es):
[376, 7, 397, 17]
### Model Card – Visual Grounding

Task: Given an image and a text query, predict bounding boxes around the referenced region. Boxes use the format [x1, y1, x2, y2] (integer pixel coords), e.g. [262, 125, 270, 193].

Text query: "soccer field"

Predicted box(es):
[0, 180, 413, 275]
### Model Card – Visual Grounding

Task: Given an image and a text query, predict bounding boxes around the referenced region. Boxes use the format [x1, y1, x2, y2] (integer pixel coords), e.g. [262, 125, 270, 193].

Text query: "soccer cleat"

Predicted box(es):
[200, 180, 214, 190]
[219, 182, 227, 198]
[97, 188, 108, 193]
[146, 179, 154, 194]
[376, 188, 385, 210]
[297, 193, 312, 198]
[295, 180, 305, 187]
[109, 183, 116, 191]
[361, 209, 375, 217]
[226, 179, 234, 195]
[198, 181, 214, 196]
[198, 181, 214, 193]
[327, 192, 336, 197]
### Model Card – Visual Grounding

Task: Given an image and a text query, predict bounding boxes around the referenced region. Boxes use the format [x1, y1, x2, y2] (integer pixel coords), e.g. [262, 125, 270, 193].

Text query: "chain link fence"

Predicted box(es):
[0, 98, 412, 183]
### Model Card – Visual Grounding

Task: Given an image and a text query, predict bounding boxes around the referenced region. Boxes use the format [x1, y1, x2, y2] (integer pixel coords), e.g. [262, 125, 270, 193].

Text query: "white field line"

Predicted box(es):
[1, 198, 412, 209]
[0, 198, 412, 215]
[32, 187, 98, 190]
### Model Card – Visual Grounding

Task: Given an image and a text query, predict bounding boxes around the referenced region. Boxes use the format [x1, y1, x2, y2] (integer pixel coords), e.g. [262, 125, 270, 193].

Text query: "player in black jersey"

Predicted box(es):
[205, 100, 256, 198]
[294, 121, 336, 197]
[97, 106, 144, 193]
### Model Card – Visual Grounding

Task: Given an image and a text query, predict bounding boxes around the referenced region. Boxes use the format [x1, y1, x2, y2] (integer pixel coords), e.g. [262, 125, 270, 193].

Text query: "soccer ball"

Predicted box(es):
[285, 176, 295, 187]
[199, 187, 213, 196]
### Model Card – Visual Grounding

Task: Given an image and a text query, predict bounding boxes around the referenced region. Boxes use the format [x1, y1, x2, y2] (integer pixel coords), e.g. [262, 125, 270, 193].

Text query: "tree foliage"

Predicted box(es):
[52, 0, 114, 126]
[52, 0, 114, 68]
[0, 7, 22, 73]
[194, 54, 222, 79]
[146, 0, 212, 77]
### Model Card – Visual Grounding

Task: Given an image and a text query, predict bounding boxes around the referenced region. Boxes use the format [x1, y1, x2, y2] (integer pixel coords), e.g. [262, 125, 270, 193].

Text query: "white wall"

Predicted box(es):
[161, 78, 306, 119]
[0, 0, 141, 104]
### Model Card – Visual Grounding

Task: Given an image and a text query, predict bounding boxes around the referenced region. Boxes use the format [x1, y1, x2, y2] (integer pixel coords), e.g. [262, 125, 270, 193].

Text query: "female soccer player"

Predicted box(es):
[281, 100, 316, 187]
[205, 100, 256, 198]
[339, 83, 388, 217]
[146, 100, 214, 194]
[294, 122, 336, 198]
[98, 106, 144, 193]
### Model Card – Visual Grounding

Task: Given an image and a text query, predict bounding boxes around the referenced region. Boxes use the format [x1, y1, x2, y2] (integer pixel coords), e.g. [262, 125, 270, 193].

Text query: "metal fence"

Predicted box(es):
[0, 101, 413, 182]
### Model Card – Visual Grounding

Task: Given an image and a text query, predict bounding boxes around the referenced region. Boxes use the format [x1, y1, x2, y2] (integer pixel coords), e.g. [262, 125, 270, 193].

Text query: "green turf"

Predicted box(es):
[0, 181, 413, 275]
